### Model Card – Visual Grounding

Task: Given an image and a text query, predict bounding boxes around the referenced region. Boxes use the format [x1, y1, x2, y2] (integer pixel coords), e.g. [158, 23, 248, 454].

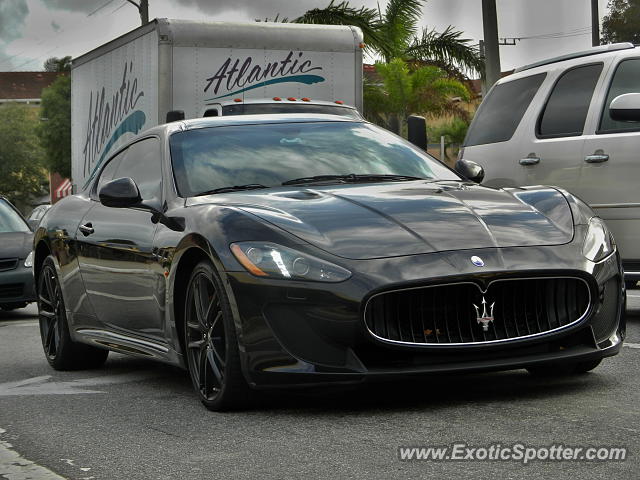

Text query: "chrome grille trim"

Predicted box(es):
[363, 276, 592, 347]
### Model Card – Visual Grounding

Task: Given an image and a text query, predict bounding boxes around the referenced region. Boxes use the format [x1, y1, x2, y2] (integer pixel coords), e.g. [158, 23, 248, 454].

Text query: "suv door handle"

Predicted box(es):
[79, 222, 94, 236]
[584, 153, 609, 163]
[519, 156, 540, 166]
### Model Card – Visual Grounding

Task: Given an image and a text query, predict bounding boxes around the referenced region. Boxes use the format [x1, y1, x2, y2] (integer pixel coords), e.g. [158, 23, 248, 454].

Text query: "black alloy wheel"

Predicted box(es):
[184, 260, 251, 411]
[37, 256, 108, 370]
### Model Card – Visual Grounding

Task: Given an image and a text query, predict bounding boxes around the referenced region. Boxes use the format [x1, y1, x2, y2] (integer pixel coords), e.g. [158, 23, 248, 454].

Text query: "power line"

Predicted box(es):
[87, 0, 118, 17]
[3, 1, 128, 71]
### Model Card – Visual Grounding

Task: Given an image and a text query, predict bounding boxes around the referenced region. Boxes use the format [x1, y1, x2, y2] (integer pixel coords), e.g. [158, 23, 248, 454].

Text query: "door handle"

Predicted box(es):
[79, 222, 94, 236]
[584, 153, 609, 163]
[519, 156, 540, 166]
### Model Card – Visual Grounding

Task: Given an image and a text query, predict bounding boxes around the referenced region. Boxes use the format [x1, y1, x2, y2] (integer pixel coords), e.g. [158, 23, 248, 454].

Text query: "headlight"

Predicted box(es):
[583, 217, 614, 262]
[24, 251, 34, 268]
[230, 242, 351, 282]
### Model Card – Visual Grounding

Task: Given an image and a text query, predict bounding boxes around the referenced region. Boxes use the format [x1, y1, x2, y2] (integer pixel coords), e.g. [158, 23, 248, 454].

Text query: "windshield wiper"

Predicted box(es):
[195, 184, 268, 196]
[281, 174, 427, 186]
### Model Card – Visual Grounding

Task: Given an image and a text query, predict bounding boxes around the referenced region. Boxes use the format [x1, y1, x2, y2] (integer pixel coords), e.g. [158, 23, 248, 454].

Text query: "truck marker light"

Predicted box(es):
[287, 97, 296, 101]
[301, 97, 310, 102]
[334, 100, 344, 104]
[273, 97, 282, 101]
[233, 98, 242, 102]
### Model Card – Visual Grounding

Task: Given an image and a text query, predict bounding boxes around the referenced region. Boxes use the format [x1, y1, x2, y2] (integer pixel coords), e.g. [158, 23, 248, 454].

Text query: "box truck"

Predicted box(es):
[71, 18, 364, 190]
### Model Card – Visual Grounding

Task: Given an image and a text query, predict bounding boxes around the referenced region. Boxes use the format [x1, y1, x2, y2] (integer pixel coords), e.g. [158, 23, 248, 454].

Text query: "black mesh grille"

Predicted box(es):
[365, 278, 591, 344]
[0, 283, 24, 298]
[0, 258, 18, 272]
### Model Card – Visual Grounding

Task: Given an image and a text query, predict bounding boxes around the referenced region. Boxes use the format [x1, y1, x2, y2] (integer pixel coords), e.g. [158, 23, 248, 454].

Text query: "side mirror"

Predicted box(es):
[99, 177, 142, 208]
[455, 158, 485, 183]
[609, 93, 640, 122]
[407, 115, 427, 151]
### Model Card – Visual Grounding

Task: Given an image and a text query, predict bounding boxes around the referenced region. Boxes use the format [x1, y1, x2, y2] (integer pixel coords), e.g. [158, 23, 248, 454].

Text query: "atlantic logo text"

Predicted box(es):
[82, 61, 145, 177]
[203, 51, 324, 100]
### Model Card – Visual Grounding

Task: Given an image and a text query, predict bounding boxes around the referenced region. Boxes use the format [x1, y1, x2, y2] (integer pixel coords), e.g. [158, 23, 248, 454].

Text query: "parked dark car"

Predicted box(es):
[33, 114, 625, 411]
[0, 196, 36, 311]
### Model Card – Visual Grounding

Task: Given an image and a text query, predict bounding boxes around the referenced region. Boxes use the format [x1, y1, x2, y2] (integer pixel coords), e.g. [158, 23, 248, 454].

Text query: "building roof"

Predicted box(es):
[0, 71, 65, 101]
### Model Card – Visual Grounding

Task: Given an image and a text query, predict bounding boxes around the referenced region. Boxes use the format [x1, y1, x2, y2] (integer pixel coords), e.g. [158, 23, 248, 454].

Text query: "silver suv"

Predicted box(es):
[460, 43, 640, 288]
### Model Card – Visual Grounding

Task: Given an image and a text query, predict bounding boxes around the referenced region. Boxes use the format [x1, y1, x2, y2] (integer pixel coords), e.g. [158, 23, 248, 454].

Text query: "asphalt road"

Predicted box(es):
[1, 296, 639, 480]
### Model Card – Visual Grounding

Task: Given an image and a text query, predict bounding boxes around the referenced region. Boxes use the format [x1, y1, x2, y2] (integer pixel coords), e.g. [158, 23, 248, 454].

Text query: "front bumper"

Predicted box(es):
[0, 263, 36, 306]
[224, 242, 625, 389]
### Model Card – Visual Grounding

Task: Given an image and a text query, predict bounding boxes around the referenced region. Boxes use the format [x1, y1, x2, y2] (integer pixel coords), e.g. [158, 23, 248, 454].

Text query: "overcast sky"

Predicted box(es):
[0, 0, 611, 75]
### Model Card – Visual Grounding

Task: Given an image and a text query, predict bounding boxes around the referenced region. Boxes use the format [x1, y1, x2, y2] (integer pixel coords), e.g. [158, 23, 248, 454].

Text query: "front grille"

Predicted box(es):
[0, 283, 24, 299]
[365, 277, 591, 345]
[0, 258, 18, 272]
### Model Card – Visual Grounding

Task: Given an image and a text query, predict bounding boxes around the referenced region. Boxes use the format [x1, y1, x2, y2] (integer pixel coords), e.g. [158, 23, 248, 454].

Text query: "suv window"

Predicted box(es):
[464, 73, 546, 147]
[114, 138, 162, 201]
[537, 63, 603, 138]
[599, 58, 640, 133]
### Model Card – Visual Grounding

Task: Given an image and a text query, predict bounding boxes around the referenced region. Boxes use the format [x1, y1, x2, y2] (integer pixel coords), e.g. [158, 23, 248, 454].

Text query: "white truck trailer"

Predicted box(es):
[71, 18, 364, 190]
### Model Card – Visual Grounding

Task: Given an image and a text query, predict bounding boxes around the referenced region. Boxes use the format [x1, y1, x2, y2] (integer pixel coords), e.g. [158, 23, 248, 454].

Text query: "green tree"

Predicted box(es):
[363, 58, 470, 134]
[428, 117, 469, 163]
[0, 104, 47, 205]
[294, 0, 482, 78]
[43, 55, 72, 72]
[38, 75, 71, 178]
[602, 0, 640, 44]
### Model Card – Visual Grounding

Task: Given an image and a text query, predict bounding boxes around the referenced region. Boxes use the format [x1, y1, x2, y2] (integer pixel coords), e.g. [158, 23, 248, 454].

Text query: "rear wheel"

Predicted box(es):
[38, 256, 108, 370]
[184, 260, 251, 411]
[526, 358, 602, 377]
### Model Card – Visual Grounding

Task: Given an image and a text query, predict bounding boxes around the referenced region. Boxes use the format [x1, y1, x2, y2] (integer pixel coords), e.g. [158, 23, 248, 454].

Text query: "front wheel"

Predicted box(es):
[184, 260, 252, 411]
[37, 256, 108, 370]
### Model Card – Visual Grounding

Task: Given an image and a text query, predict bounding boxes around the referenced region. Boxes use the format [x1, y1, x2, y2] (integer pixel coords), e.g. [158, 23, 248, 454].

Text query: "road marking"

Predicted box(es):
[624, 342, 640, 349]
[0, 427, 65, 479]
[0, 373, 157, 396]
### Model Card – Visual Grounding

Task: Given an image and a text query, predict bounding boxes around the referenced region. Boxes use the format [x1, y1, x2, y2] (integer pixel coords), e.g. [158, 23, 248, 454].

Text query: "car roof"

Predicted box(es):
[513, 42, 635, 74]
[149, 113, 365, 136]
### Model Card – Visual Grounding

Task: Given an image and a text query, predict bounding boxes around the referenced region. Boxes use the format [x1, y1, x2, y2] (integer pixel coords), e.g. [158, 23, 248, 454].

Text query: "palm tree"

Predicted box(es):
[363, 58, 471, 134]
[294, 0, 482, 78]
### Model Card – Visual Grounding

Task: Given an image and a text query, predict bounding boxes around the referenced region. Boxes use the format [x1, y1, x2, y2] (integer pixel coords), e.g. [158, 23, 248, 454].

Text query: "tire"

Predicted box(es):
[183, 259, 252, 411]
[526, 358, 602, 377]
[37, 256, 108, 370]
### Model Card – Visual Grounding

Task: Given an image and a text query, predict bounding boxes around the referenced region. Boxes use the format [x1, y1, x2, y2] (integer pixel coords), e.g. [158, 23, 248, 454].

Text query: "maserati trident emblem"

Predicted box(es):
[471, 255, 484, 267]
[473, 296, 495, 332]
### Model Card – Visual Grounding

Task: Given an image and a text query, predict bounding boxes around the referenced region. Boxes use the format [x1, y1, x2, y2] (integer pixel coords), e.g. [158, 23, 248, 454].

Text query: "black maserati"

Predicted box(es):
[33, 114, 625, 410]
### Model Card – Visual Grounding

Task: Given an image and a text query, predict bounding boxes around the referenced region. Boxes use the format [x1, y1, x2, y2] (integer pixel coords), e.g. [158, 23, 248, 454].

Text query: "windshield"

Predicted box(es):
[170, 121, 459, 197]
[0, 199, 30, 233]
[220, 104, 362, 119]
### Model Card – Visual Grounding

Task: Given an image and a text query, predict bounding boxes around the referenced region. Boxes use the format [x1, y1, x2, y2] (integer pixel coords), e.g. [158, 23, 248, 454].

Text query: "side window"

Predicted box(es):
[464, 73, 546, 147]
[114, 138, 162, 201]
[537, 63, 603, 138]
[95, 151, 125, 195]
[599, 58, 640, 133]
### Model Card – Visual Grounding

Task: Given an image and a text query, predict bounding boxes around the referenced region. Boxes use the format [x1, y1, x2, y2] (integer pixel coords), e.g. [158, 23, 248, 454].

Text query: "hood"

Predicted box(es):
[0, 231, 33, 259]
[193, 181, 575, 260]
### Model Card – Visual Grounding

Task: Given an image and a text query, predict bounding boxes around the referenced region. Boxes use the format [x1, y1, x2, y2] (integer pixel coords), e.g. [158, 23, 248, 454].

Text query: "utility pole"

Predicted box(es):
[126, 0, 149, 26]
[591, 0, 600, 46]
[481, 0, 501, 94]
